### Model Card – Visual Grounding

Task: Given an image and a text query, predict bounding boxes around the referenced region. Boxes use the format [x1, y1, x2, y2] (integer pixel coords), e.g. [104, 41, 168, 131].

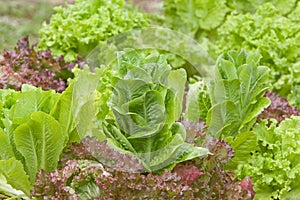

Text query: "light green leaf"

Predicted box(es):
[167, 68, 187, 119]
[185, 81, 212, 122]
[14, 112, 66, 183]
[239, 64, 270, 108]
[253, 119, 277, 145]
[72, 68, 105, 139]
[242, 97, 271, 126]
[50, 86, 75, 137]
[212, 79, 241, 104]
[38, 0, 149, 61]
[283, 187, 300, 200]
[166, 0, 230, 32]
[185, 82, 202, 122]
[103, 121, 136, 153]
[234, 117, 300, 199]
[150, 123, 210, 171]
[0, 174, 28, 200]
[207, 50, 270, 138]
[128, 90, 166, 139]
[0, 129, 14, 160]
[112, 79, 150, 106]
[0, 158, 31, 197]
[10, 87, 60, 124]
[149, 133, 186, 170]
[226, 131, 258, 169]
[207, 100, 239, 138]
[124, 67, 152, 83]
[216, 58, 238, 80]
[194, 0, 230, 30]
[72, 67, 101, 117]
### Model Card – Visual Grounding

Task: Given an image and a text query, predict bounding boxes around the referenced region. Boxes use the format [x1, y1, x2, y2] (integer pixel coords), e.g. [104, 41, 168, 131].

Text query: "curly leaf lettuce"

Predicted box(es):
[227, 0, 297, 14]
[38, 0, 149, 61]
[288, 62, 300, 108]
[235, 116, 300, 199]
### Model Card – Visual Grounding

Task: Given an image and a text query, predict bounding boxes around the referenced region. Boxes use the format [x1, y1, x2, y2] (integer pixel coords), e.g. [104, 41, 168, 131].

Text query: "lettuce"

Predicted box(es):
[0, 36, 85, 92]
[258, 91, 300, 123]
[185, 80, 211, 122]
[234, 116, 300, 199]
[32, 135, 253, 199]
[164, 0, 230, 35]
[227, 0, 297, 14]
[0, 87, 70, 197]
[14, 111, 67, 184]
[32, 157, 196, 199]
[164, 0, 298, 39]
[38, 0, 149, 61]
[215, 3, 300, 107]
[206, 50, 270, 138]
[0, 158, 31, 199]
[31, 137, 198, 199]
[178, 121, 254, 199]
[288, 61, 300, 108]
[0, 73, 106, 198]
[102, 52, 209, 172]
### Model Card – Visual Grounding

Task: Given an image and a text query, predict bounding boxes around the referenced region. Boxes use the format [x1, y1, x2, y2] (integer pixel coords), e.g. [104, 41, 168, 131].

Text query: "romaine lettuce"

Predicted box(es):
[102, 52, 209, 172]
[206, 50, 270, 138]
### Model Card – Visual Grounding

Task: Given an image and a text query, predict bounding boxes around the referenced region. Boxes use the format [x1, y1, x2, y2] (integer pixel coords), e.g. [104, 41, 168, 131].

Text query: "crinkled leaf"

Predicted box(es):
[235, 116, 300, 199]
[10, 86, 60, 124]
[38, 0, 149, 61]
[216, 3, 300, 103]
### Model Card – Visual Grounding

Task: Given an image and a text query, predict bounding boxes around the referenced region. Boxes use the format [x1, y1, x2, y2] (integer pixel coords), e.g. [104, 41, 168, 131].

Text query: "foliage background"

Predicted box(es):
[0, 0, 74, 53]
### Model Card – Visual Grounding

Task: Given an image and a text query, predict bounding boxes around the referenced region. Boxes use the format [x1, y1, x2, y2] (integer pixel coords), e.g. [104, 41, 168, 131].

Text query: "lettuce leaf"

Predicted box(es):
[185, 80, 211, 122]
[0, 36, 85, 92]
[257, 91, 300, 123]
[226, 131, 258, 169]
[14, 111, 67, 183]
[0, 129, 14, 160]
[10, 86, 60, 125]
[0, 158, 31, 198]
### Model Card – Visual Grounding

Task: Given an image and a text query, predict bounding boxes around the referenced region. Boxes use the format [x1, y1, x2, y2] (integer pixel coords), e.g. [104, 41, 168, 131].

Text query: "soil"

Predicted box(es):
[131, 0, 163, 13]
[48, 0, 74, 3]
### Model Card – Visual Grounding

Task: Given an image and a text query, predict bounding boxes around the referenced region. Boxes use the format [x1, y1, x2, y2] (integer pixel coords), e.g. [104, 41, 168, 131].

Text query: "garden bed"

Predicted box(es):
[1, 0, 300, 199]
